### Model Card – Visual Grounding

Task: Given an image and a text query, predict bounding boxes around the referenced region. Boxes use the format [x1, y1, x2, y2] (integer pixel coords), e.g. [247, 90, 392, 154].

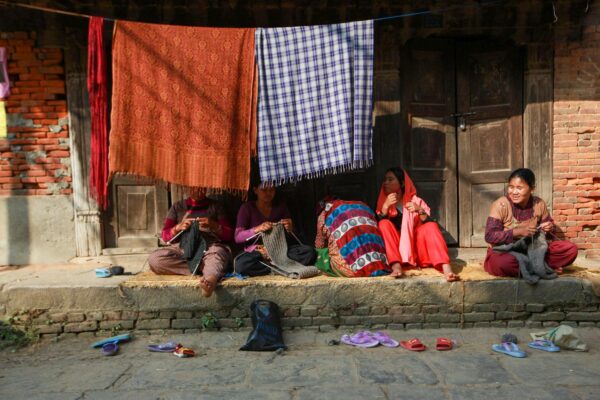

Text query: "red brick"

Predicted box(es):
[47, 150, 69, 158]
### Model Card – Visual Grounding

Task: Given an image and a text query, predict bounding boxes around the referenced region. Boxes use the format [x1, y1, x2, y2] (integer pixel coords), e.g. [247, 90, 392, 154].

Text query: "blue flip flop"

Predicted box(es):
[492, 342, 527, 358]
[95, 268, 112, 278]
[101, 342, 119, 356]
[528, 339, 560, 352]
[91, 333, 132, 348]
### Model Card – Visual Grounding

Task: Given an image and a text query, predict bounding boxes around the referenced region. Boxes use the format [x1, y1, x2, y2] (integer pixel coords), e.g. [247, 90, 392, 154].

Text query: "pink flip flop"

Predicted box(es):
[370, 331, 399, 348]
[340, 331, 379, 348]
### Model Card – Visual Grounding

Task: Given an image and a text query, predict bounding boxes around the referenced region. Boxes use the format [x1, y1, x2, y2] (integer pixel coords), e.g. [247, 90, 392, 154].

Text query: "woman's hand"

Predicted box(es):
[172, 218, 193, 235]
[539, 221, 554, 233]
[513, 223, 537, 238]
[197, 217, 220, 234]
[381, 193, 399, 215]
[405, 201, 422, 214]
[281, 218, 294, 233]
[254, 221, 273, 233]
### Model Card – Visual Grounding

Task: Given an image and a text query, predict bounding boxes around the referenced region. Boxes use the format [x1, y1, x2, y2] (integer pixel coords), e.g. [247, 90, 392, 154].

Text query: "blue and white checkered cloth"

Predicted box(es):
[255, 20, 374, 185]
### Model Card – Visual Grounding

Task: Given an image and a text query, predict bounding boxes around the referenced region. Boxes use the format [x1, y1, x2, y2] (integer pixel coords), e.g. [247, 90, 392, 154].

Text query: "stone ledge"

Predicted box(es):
[2, 273, 599, 336]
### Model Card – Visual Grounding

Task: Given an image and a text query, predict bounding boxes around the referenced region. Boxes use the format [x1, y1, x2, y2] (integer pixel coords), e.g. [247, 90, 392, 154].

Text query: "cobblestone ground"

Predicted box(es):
[1, 328, 599, 400]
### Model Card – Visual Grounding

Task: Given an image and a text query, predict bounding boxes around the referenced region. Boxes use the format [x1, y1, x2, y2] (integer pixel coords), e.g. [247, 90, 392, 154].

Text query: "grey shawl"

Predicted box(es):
[493, 232, 557, 284]
[261, 224, 320, 279]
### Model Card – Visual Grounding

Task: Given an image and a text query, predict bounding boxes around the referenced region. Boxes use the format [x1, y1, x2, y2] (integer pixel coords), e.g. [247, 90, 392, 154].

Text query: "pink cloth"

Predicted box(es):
[376, 171, 430, 267]
[0, 47, 10, 99]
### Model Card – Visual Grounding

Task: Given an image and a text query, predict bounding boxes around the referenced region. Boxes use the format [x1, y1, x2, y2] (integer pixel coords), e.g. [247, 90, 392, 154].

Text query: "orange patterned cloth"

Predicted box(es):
[109, 21, 257, 194]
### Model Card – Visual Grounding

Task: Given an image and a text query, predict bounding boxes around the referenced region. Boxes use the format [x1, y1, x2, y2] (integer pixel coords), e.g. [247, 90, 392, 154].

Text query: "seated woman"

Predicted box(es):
[484, 168, 578, 277]
[234, 183, 316, 276]
[315, 196, 389, 277]
[148, 188, 233, 297]
[376, 167, 458, 282]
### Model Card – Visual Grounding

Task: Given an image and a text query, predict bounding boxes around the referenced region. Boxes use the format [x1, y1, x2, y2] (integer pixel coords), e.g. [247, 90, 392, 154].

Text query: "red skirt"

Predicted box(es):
[484, 240, 578, 277]
[378, 219, 450, 269]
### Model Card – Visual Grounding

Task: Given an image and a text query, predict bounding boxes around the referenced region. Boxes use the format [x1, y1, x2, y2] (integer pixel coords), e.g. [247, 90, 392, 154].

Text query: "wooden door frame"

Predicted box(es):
[398, 37, 553, 247]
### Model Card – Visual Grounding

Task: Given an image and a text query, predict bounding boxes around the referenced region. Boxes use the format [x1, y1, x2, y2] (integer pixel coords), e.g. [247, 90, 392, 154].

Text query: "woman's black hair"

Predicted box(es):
[508, 168, 536, 188]
[386, 167, 405, 194]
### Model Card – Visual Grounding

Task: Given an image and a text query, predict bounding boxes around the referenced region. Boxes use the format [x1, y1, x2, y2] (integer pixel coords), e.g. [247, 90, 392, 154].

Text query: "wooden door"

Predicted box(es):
[104, 175, 169, 248]
[457, 42, 523, 247]
[402, 39, 458, 244]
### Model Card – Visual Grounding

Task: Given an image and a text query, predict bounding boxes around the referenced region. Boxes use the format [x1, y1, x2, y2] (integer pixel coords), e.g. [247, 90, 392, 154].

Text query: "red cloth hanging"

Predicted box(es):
[87, 17, 109, 209]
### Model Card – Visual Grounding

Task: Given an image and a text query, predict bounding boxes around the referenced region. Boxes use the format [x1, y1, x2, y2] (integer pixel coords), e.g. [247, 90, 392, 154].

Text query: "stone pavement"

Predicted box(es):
[1, 327, 599, 400]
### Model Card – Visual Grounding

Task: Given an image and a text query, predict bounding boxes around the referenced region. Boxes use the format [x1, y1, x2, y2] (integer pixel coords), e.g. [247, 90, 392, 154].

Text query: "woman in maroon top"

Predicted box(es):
[148, 188, 233, 297]
[234, 183, 315, 276]
[484, 168, 578, 277]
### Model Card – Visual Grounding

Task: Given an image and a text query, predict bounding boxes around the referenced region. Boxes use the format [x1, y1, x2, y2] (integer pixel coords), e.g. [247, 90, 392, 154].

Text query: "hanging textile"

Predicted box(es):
[255, 20, 374, 185]
[0, 47, 9, 139]
[109, 21, 257, 194]
[87, 17, 109, 209]
[0, 101, 6, 138]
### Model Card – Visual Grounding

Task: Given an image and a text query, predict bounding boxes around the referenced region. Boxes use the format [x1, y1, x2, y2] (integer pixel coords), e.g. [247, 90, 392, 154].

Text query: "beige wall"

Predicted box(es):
[0, 195, 76, 265]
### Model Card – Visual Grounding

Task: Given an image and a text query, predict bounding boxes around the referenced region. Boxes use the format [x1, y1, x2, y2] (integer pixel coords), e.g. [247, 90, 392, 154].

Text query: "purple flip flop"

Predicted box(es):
[370, 331, 399, 348]
[147, 341, 178, 353]
[341, 331, 379, 348]
[101, 342, 119, 356]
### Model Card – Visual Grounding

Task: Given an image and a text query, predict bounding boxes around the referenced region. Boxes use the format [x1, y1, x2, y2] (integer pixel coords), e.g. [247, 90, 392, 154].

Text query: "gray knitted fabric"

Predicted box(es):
[493, 232, 557, 284]
[261, 224, 320, 279]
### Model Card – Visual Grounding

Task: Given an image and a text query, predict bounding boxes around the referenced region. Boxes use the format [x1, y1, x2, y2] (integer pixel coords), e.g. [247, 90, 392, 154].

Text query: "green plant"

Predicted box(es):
[110, 324, 122, 336]
[0, 320, 38, 350]
[235, 317, 245, 328]
[201, 312, 218, 329]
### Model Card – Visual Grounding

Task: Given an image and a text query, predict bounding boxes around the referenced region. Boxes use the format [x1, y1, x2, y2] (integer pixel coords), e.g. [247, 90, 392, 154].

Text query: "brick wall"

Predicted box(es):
[553, 7, 600, 259]
[0, 31, 71, 196]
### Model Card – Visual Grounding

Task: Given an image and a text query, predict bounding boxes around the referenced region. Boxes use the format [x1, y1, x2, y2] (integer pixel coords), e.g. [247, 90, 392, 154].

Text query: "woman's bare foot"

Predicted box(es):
[441, 264, 459, 282]
[390, 262, 403, 278]
[200, 275, 218, 297]
[555, 267, 564, 274]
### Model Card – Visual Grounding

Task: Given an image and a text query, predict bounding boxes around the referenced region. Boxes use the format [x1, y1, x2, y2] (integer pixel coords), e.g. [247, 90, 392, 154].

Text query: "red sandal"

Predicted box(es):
[436, 337, 454, 351]
[400, 338, 426, 351]
[173, 344, 195, 358]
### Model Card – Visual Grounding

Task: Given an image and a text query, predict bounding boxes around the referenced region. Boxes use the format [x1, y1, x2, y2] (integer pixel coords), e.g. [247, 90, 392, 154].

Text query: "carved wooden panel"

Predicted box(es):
[470, 183, 506, 247]
[410, 117, 445, 169]
[469, 119, 510, 173]
[468, 51, 512, 108]
[411, 50, 445, 104]
[104, 175, 168, 249]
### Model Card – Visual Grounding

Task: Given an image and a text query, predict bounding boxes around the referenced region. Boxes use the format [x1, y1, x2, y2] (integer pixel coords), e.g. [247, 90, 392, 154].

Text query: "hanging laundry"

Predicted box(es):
[0, 47, 9, 99]
[109, 21, 257, 194]
[0, 101, 6, 139]
[0, 47, 9, 139]
[255, 20, 374, 185]
[87, 17, 109, 209]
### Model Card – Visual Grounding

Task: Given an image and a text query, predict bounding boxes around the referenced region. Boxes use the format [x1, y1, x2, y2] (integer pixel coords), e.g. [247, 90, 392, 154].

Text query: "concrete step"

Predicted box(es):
[1, 260, 599, 339]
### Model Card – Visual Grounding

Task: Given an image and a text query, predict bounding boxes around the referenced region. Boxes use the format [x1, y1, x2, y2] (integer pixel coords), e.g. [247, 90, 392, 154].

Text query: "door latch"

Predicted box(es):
[450, 111, 477, 131]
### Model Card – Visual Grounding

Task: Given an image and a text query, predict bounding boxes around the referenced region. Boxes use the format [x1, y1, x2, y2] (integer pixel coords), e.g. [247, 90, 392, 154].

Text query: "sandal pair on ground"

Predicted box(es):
[147, 341, 195, 357]
[341, 331, 454, 351]
[492, 339, 560, 358]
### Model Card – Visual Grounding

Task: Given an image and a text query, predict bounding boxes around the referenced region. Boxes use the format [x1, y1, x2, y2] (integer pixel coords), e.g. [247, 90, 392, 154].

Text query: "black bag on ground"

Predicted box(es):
[239, 299, 287, 351]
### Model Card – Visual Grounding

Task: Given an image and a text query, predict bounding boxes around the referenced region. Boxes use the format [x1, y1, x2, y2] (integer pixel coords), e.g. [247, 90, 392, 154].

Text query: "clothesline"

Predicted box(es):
[0, 0, 506, 26]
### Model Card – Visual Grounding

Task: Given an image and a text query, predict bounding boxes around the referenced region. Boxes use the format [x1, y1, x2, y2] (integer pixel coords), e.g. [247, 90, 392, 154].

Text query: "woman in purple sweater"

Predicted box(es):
[234, 184, 316, 276]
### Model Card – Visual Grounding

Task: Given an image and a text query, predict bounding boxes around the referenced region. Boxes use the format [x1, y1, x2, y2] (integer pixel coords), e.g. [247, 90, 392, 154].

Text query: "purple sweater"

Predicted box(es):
[235, 201, 291, 251]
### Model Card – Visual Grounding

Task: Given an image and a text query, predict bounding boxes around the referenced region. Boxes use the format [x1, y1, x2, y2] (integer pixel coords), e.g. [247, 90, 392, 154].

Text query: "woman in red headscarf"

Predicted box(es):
[376, 167, 459, 281]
